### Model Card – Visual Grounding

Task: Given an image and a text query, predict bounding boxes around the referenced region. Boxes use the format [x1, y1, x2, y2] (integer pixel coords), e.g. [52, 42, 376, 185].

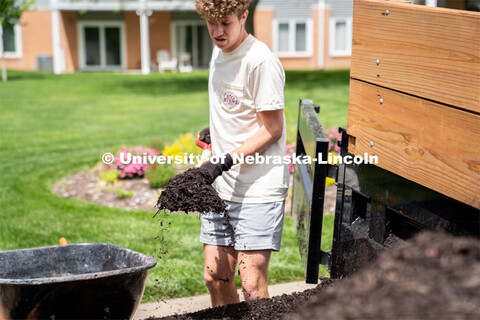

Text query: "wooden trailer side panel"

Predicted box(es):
[347, 79, 480, 209]
[350, 0, 480, 113]
[347, 0, 480, 209]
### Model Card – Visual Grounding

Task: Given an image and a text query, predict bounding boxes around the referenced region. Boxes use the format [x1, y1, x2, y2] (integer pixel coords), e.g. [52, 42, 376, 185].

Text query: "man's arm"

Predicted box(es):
[199, 109, 283, 181]
[230, 109, 284, 163]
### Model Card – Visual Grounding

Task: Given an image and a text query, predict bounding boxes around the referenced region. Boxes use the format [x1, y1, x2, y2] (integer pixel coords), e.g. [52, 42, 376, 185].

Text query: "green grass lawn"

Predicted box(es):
[0, 69, 349, 301]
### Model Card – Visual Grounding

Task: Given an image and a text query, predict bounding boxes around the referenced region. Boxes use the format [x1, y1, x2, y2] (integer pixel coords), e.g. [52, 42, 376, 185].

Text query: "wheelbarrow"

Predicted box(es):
[0, 243, 157, 319]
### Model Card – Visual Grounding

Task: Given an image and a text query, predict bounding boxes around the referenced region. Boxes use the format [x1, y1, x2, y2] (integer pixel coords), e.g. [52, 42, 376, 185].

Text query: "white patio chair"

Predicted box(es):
[157, 50, 177, 72]
[178, 52, 193, 73]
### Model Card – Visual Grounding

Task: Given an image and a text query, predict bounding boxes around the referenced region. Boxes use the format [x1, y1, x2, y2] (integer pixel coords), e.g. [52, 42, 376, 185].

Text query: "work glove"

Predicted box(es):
[199, 127, 211, 144]
[200, 153, 233, 182]
[195, 127, 212, 165]
[195, 127, 211, 150]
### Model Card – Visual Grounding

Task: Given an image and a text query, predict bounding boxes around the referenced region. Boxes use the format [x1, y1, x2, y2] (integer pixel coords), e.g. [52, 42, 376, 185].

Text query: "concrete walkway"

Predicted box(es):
[133, 281, 317, 319]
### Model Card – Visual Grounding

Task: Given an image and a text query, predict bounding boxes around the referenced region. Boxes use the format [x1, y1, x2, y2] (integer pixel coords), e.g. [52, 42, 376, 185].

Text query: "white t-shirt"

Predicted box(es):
[208, 34, 289, 203]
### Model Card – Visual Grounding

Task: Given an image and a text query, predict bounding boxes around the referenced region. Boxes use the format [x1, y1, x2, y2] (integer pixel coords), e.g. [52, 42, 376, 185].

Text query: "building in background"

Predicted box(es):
[1, 0, 477, 74]
[1, 0, 211, 74]
[255, 0, 354, 70]
[254, 0, 478, 70]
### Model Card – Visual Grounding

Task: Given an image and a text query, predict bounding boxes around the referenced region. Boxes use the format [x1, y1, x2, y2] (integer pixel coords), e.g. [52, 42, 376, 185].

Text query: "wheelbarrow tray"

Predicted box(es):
[0, 243, 157, 319]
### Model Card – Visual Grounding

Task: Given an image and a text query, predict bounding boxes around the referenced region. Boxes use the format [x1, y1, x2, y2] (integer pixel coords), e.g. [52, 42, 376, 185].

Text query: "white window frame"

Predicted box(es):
[77, 20, 126, 71]
[171, 20, 207, 69]
[329, 17, 352, 57]
[1, 24, 22, 58]
[272, 19, 313, 58]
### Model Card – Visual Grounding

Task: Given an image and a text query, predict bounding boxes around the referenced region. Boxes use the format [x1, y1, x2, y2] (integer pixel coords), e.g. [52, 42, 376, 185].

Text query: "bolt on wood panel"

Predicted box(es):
[347, 79, 480, 209]
[350, 0, 480, 113]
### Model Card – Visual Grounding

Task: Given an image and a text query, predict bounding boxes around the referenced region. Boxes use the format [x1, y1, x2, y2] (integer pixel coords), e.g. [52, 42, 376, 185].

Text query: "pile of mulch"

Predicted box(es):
[149, 231, 479, 320]
[290, 230, 480, 319]
[151, 278, 340, 320]
[155, 168, 227, 214]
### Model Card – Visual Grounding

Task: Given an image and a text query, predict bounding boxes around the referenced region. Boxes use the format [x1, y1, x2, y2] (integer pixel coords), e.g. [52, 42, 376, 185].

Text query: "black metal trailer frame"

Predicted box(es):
[292, 100, 480, 283]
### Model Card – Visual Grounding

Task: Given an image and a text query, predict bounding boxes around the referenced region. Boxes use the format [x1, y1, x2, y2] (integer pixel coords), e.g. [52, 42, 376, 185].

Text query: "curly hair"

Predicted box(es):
[195, 0, 251, 23]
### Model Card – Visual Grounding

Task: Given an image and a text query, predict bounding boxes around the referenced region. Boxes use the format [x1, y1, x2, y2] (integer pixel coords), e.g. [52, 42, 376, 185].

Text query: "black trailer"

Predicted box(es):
[292, 100, 480, 282]
[292, 0, 480, 283]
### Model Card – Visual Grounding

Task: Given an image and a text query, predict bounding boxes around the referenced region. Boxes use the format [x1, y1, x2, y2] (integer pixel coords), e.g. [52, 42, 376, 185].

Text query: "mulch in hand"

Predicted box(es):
[155, 168, 227, 215]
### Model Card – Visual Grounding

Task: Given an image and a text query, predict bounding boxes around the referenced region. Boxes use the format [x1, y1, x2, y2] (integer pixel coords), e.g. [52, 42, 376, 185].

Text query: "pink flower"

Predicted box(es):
[111, 145, 160, 179]
[288, 163, 294, 174]
[325, 127, 342, 153]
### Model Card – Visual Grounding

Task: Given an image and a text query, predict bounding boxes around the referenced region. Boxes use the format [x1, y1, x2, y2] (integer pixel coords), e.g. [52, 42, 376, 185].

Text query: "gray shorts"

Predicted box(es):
[199, 200, 285, 251]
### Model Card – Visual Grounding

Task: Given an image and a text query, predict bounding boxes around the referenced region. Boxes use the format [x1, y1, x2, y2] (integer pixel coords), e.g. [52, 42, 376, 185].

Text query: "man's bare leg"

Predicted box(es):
[203, 244, 240, 307]
[237, 250, 271, 301]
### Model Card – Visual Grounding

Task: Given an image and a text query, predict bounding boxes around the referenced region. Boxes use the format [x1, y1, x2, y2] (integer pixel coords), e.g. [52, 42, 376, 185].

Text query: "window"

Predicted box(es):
[274, 19, 312, 57]
[1, 24, 22, 57]
[172, 21, 213, 69]
[278, 23, 289, 52]
[295, 23, 307, 52]
[329, 18, 352, 56]
[78, 21, 125, 70]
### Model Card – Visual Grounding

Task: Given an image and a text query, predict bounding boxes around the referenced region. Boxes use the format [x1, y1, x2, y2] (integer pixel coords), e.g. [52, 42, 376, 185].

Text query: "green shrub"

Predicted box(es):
[116, 189, 133, 198]
[147, 164, 176, 189]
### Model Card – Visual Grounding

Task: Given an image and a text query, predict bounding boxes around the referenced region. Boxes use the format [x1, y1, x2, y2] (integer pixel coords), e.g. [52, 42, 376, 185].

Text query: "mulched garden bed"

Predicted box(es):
[150, 230, 479, 320]
[52, 162, 338, 216]
[52, 164, 160, 211]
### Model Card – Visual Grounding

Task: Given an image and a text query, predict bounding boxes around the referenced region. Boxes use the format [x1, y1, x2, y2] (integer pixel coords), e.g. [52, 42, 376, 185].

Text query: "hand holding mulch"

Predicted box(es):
[200, 153, 233, 181]
[155, 167, 228, 215]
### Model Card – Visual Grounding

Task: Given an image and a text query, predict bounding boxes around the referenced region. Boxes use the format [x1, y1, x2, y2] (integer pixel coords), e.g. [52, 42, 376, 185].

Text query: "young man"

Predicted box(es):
[195, 0, 289, 307]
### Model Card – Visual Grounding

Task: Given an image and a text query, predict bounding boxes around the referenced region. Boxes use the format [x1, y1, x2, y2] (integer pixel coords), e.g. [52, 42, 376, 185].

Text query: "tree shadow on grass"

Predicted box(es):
[116, 69, 350, 96]
[117, 73, 209, 96]
[6, 72, 53, 81]
[285, 69, 350, 90]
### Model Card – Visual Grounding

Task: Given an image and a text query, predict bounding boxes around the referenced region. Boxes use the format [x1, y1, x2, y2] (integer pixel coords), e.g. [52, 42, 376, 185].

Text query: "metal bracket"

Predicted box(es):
[320, 250, 332, 267]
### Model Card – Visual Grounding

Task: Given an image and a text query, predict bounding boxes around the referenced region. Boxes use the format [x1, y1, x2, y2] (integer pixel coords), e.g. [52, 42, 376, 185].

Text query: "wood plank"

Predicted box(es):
[347, 79, 480, 209]
[350, 0, 480, 113]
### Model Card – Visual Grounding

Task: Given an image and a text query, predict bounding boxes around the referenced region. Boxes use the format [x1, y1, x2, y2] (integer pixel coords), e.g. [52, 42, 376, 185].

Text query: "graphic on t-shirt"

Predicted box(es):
[224, 91, 239, 107]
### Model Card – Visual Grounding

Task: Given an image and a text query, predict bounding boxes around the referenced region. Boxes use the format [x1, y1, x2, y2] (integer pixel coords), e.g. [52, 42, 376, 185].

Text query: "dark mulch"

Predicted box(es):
[149, 231, 479, 320]
[290, 231, 480, 320]
[155, 168, 227, 214]
[151, 278, 340, 320]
